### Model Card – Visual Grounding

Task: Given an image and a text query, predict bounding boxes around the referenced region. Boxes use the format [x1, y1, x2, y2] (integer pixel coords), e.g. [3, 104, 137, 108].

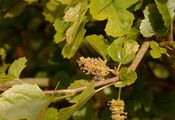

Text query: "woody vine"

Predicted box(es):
[0, 0, 175, 120]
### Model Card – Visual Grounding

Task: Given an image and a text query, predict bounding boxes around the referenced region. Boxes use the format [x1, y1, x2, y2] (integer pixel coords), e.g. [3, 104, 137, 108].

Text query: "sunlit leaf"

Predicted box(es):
[8, 57, 27, 79]
[114, 81, 127, 88]
[68, 80, 89, 89]
[155, 0, 175, 27]
[167, 0, 175, 19]
[0, 84, 49, 120]
[42, 107, 58, 120]
[150, 41, 168, 58]
[116, 67, 137, 87]
[108, 37, 139, 64]
[86, 34, 109, 59]
[108, 38, 124, 63]
[89, 0, 138, 37]
[0, 115, 6, 120]
[140, 4, 167, 37]
[155, 0, 171, 27]
[57, 0, 71, 5]
[0, 73, 14, 83]
[62, 28, 86, 59]
[64, 2, 88, 44]
[63, 3, 81, 22]
[57, 82, 95, 120]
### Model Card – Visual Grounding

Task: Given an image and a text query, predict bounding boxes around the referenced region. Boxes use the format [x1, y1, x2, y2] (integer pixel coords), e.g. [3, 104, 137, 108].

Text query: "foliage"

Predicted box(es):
[0, 84, 49, 120]
[0, 0, 174, 120]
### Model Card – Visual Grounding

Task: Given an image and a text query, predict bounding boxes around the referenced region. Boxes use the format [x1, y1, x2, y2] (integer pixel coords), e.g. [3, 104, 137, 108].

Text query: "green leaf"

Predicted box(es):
[114, 81, 127, 88]
[2, 1, 27, 19]
[0, 84, 49, 120]
[43, 0, 65, 23]
[53, 19, 69, 44]
[167, 0, 175, 19]
[0, 73, 14, 83]
[68, 80, 89, 89]
[155, 0, 175, 27]
[155, 0, 171, 27]
[86, 34, 109, 59]
[62, 27, 86, 59]
[67, 80, 89, 103]
[0, 48, 6, 62]
[150, 41, 168, 58]
[140, 4, 167, 37]
[116, 67, 137, 87]
[8, 57, 27, 79]
[0, 115, 6, 120]
[57, 0, 71, 5]
[0, 64, 9, 74]
[63, 3, 81, 22]
[108, 37, 139, 64]
[149, 62, 170, 79]
[89, 0, 138, 37]
[24, 0, 38, 4]
[173, 42, 175, 48]
[64, 2, 88, 44]
[42, 108, 58, 120]
[73, 103, 98, 120]
[57, 82, 95, 120]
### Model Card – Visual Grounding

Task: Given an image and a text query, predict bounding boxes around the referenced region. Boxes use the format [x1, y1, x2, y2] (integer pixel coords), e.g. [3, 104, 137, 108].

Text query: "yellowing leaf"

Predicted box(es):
[150, 41, 168, 58]
[8, 57, 27, 79]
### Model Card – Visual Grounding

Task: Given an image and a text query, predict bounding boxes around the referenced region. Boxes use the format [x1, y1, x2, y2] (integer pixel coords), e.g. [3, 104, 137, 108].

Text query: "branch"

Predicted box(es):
[0, 42, 150, 94]
[44, 41, 150, 94]
[159, 41, 175, 47]
[0, 78, 49, 91]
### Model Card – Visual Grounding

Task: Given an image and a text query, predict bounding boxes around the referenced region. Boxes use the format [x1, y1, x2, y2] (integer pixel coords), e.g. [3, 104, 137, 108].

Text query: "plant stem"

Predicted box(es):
[0, 42, 150, 95]
[129, 41, 150, 71]
[169, 21, 174, 42]
[118, 87, 122, 100]
[116, 63, 121, 73]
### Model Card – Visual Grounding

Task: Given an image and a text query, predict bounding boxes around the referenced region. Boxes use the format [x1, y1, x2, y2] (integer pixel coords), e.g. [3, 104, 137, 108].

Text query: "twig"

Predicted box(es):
[129, 41, 150, 71]
[44, 41, 150, 94]
[159, 41, 175, 47]
[0, 78, 49, 91]
[0, 42, 150, 94]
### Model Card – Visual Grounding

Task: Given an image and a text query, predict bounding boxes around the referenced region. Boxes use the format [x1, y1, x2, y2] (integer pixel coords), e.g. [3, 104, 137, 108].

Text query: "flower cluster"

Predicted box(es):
[77, 57, 110, 77]
[108, 99, 127, 120]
